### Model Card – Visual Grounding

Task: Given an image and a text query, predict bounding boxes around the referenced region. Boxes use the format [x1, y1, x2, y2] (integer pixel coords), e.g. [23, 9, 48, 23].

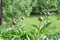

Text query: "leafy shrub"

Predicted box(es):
[3, 0, 60, 20]
[32, 0, 60, 14]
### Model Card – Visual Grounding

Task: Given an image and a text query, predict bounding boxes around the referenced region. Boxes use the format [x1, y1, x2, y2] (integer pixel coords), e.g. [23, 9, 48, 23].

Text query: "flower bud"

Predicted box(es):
[21, 16, 24, 20]
[45, 37, 48, 40]
[13, 19, 16, 25]
[46, 12, 50, 16]
[39, 16, 43, 21]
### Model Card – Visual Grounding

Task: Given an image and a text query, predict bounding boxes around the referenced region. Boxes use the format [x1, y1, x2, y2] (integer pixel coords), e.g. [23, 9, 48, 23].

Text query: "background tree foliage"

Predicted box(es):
[2, 0, 60, 21]
[33, 0, 60, 14]
[2, 0, 35, 22]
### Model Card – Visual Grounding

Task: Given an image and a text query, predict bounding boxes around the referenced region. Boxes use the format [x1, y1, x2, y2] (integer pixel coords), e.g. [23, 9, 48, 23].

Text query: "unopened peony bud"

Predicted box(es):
[21, 16, 24, 20]
[46, 12, 50, 16]
[13, 19, 16, 25]
[39, 16, 43, 21]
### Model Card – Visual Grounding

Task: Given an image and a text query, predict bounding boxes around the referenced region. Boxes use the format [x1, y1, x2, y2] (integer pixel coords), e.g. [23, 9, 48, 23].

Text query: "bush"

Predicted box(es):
[33, 0, 60, 13]
[2, 0, 60, 22]
[2, 0, 32, 19]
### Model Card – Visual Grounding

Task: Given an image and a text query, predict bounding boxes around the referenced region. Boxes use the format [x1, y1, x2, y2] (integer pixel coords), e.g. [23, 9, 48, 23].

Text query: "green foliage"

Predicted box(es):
[2, 0, 32, 20]
[33, 0, 60, 14]
[0, 25, 39, 40]
[1, 0, 60, 40]
[0, 15, 60, 40]
[3, 0, 60, 20]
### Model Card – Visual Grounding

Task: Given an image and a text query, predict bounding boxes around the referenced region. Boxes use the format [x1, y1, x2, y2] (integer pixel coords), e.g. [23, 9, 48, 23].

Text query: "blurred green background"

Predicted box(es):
[0, 0, 60, 40]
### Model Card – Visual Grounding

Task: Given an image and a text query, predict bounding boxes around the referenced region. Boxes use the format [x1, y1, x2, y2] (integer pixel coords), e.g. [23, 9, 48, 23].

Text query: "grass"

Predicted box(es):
[22, 14, 60, 34]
